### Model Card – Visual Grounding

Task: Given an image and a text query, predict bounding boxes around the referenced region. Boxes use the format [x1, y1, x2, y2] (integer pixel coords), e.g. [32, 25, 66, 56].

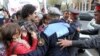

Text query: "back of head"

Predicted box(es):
[21, 4, 36, 19]
[48, 7, 62, 20]
[16, 10, 21, 19]
[48, 7, 62, 16]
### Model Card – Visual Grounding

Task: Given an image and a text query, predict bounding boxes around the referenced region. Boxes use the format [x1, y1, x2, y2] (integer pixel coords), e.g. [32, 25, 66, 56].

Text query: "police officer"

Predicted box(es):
[68, 8, 82, 56]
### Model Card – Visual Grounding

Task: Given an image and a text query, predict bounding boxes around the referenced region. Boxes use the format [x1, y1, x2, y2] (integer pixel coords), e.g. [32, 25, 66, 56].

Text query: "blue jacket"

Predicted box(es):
[44, 19, 74, 56]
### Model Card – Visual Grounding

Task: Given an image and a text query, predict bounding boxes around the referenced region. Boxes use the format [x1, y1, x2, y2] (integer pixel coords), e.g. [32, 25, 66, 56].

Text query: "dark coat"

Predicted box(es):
[60, 18, 81, 56]
[44, 19, 75, 56]
[45, 33, 70, 56]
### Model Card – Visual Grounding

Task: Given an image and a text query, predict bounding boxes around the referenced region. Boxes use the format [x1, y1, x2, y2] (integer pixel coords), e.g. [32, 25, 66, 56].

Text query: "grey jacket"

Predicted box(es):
[72, 28, 100, 56]
[72, 28, 100, 48]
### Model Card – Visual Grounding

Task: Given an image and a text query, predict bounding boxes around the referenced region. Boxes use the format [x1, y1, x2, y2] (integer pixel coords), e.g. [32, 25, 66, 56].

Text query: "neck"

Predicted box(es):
[13, 37, 21, 42]
[26, 17, 31, 21]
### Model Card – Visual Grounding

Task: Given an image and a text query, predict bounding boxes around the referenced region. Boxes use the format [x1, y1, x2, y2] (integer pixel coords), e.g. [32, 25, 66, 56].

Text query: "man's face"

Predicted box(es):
[29, 11, 37, 21]
[94, 10, 100, 24]
[31, 12, 37, 19]
[33, 15, 40, 25]
[63, 11, 69, 19]
[69, 12, 75, 20]
[69, 12, 78, 21]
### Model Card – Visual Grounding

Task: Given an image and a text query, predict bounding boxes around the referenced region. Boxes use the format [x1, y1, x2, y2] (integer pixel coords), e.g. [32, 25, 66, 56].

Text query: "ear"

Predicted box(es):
[29, 14, 32, 18]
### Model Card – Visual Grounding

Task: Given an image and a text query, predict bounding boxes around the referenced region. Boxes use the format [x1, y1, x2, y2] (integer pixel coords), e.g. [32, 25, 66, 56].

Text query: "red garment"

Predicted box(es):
[7, 38, 38, 56]
[96, 5, 100, 11]
[21, 34, 29, 43]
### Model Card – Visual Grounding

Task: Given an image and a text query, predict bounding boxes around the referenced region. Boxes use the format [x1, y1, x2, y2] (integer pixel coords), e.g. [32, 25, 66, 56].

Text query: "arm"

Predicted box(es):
[15, 44, 32, 54]
[72, 37, 100, 48]
[30, 37, 38, 51]
[14, 32, 38, 55]
[21, 32, 29, 43]
[80, 28, 99, 35]
[57, 37, 100, 49]
[21, 31, 38, 51]
[15, 37, 38, 55]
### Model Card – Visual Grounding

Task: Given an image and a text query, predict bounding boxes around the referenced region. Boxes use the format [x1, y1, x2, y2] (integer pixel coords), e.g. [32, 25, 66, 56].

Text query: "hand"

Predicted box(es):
[77, 27, 81, 32]
[68, 17, 73, 23]
[16, 39, 30, 49]
[10, 55, 17, 56]
[22, 31, 27, 37]
[31, 31, 37, 39]
[57, 39, 72, 50]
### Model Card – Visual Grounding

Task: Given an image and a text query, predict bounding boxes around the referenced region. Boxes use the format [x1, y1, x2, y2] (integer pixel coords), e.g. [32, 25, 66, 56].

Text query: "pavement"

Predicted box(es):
[78, 21, 99, 56]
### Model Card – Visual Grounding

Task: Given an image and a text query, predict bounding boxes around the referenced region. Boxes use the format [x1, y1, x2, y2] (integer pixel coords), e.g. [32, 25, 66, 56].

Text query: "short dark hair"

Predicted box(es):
[16, 10, 21, 19]
[63, 10, 69, 13]
[21, 4, 36, 19]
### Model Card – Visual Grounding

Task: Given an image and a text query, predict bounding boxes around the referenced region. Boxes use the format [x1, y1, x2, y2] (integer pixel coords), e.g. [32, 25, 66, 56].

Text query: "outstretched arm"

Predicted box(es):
[80, 28, 99, 35]
[57, 37, 100, 49]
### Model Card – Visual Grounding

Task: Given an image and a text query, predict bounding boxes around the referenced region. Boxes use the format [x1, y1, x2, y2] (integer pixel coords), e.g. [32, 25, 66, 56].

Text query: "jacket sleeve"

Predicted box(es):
[31, 32, 49, 56]
[15, 44, 32, 54]
[31, 38, 38, 51]
[17, 32, 48, 56]
[80, 28, 99, 35]
[14, 38, 38, 54]
[72, 37, 100, 49]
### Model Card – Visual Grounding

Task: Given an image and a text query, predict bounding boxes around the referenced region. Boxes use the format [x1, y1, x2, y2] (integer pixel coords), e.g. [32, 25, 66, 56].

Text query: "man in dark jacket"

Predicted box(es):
[68, 8, 82, 56]
[57, 2, 100, 56]
[61, 9, 82, 56]
[44, 7, 71, 56]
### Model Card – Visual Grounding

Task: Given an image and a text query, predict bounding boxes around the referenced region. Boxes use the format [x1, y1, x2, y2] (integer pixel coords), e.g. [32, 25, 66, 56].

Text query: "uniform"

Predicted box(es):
[68, 8, 81, 56]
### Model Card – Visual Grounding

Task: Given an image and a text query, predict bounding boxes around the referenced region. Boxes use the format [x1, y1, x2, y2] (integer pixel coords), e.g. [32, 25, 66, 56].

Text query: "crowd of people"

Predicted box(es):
[0, 2, 100, 56]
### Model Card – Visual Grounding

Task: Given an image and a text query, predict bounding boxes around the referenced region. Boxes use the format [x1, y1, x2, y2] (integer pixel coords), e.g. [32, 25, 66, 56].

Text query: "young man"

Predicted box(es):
[60, 10, 69, 23]
[19, 4, 48, 56]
